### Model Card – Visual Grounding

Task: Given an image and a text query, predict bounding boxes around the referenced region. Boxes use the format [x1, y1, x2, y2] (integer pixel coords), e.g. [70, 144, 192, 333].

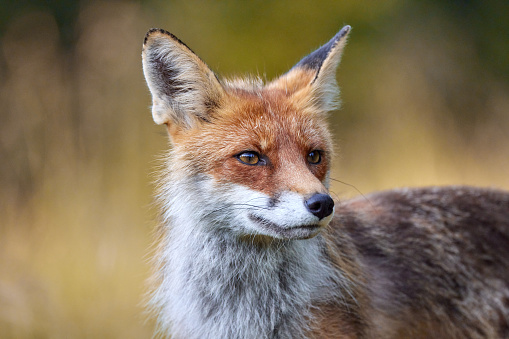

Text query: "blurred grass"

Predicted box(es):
[1, 0, 508, 337]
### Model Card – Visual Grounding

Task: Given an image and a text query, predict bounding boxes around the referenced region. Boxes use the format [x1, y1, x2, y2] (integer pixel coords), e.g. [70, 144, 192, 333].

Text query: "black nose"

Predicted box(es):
[305, 194, 334, 220]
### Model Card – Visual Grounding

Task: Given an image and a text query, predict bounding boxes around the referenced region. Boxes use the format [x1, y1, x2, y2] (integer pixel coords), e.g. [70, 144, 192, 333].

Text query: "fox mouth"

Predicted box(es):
[248, 214, 322, 240]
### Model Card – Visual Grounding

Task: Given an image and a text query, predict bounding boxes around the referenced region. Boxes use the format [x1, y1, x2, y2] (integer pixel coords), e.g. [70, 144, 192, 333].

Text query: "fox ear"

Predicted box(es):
[269, 25, 351, 113]
[142, 29, 225, 128]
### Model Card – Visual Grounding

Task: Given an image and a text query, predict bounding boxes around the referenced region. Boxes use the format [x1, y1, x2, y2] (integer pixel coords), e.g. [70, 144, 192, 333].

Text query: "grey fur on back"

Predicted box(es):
[335, 186, 509, 338]
[150, 170, 509, 338]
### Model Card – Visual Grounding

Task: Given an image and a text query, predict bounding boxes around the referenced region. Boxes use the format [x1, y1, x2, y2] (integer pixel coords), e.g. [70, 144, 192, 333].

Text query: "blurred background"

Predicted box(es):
[1, 0, 508, 337]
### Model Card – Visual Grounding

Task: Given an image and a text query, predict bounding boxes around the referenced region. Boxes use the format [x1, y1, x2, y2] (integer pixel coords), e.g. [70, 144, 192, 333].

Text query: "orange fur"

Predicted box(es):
[170, 88, 332, 196]
[142, 26, 509, 339]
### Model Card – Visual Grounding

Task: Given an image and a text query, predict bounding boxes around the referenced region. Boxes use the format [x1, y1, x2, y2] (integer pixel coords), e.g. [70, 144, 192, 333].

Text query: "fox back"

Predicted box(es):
[142, 27, 509, 339]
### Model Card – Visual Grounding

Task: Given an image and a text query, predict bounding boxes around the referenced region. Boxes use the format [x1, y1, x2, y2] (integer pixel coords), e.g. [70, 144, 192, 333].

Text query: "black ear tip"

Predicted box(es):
[143, 28, 175, 46]
[143, 28, 197, 56]
[326, 25, 351, 50]
[291, 25, 351, 72]
[338, 25, 351, 39]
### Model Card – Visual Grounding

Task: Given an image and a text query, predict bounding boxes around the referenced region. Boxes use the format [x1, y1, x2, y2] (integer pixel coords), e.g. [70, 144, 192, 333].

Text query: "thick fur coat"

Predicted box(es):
[142, 26, 509, 338]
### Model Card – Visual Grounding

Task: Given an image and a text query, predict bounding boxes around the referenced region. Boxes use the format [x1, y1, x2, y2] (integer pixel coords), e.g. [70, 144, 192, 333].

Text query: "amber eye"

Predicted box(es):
[307, 150, 322, 164]
[237, 151, 261, 165]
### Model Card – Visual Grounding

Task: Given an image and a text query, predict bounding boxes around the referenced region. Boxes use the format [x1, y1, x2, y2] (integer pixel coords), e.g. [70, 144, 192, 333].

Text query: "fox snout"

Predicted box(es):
[237, 190, 335, 240]
[305, 193, 334, 220]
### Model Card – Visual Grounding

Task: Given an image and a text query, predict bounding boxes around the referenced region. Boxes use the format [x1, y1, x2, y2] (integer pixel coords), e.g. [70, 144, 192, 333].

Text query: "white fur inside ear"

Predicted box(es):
[150, 97, 171, 125]
[142, 31, 224, 127]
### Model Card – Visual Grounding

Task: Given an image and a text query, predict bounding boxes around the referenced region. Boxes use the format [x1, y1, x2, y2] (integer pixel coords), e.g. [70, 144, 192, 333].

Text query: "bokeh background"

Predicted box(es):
[1, 0, 508, 337]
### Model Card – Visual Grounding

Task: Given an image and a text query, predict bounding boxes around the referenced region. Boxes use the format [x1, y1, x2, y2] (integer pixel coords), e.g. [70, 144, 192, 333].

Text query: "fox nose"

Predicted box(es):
[305, 193, 334, 220]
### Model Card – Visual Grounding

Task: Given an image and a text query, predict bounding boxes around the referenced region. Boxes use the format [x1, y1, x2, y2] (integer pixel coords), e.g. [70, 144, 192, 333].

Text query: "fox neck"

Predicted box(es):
[151, 174, 350, 339]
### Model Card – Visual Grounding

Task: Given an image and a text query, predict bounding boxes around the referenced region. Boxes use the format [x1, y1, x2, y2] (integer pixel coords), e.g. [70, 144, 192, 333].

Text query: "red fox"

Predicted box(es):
[142, 26, 509, 338]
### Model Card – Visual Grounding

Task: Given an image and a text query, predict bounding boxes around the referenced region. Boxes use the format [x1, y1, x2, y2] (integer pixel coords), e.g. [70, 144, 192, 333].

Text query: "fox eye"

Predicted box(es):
[237, 151, 261, 165]
[307, 150, 322, 164]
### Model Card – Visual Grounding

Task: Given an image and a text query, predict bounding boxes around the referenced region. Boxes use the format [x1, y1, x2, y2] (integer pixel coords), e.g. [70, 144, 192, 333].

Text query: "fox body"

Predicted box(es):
[142, 26, 509, 338]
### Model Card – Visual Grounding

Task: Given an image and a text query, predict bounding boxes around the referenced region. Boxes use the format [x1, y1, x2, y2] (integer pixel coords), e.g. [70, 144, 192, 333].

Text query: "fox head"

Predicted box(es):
[142, 26, 350, 241]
